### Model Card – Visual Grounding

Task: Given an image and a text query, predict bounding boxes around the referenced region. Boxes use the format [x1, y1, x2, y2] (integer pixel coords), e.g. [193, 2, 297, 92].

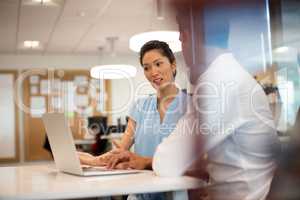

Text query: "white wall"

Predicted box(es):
[0, 54, 100, 69]
[0, 53, 190, 125]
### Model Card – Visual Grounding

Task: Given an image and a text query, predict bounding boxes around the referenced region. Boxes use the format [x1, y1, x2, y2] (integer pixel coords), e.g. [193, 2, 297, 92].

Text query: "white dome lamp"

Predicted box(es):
[129, 31, 182, 53]
[91, 37, 137, 79]
[90, 65, 137, 79]
[129, 0, 181, 53]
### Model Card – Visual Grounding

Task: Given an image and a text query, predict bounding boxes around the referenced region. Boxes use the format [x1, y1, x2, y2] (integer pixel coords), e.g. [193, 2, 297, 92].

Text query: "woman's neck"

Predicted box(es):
[157, 84, 179, 103]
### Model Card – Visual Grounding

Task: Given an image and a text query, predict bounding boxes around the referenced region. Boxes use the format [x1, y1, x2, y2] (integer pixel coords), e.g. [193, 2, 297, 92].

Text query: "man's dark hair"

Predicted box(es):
[139, 40, 176, 77]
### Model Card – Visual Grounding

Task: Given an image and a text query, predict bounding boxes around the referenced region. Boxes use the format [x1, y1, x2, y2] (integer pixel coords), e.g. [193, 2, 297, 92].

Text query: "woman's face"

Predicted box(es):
[142, 49, 176, 90]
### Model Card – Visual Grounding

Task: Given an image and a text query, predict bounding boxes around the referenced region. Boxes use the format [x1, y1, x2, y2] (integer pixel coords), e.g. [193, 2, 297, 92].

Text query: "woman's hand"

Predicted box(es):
[77, 151, 96, 166]
[77, 138, 136, 167]
[78, 151, 109, 166]
[92, 150, 118, 166]
[106, 150, 152, 170]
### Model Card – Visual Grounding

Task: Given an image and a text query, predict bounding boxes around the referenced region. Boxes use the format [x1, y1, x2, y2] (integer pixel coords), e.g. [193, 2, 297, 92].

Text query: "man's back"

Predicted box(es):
[153, 53, 280, 200]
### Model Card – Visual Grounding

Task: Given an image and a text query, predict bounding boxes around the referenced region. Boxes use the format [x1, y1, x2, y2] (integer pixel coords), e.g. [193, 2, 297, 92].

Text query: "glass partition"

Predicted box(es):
[0, 73, 17, 161]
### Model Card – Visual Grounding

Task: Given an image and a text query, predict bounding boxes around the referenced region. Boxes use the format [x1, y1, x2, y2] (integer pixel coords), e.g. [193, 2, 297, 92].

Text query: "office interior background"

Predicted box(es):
[0, 0, 299, 167]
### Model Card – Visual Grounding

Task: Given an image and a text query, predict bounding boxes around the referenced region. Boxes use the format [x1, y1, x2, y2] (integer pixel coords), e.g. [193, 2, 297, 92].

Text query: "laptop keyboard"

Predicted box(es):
[82, 166, 111, 172]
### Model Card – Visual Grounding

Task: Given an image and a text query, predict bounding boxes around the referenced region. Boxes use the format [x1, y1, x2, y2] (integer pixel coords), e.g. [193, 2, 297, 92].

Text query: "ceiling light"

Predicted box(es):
[90, 65, 137, 79]
[129, 31, 182, 53]
[23, 0, 62, 6]
[274, 46, 289, 53]
[23, 40, 40, 48]
[33, 0, 51, 4]
[78, 11, 86, 17]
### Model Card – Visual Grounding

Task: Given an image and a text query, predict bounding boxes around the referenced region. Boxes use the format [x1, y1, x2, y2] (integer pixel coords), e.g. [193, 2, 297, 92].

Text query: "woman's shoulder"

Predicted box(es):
[134, 94, 156, 103]
[132, 94, 157, 111]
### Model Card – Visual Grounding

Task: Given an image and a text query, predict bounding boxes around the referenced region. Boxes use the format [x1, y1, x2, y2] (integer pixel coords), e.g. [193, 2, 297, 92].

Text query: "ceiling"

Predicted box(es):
[0, 0, 177, 56]
[0, 0, 299, 58]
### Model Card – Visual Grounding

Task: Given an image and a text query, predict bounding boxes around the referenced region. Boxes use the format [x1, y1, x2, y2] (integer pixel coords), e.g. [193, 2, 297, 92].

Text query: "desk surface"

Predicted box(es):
[0, 164, 203, 200]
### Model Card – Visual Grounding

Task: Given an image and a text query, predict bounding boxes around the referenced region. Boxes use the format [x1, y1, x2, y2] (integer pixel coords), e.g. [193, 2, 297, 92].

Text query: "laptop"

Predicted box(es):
[42, 113, 141, 176]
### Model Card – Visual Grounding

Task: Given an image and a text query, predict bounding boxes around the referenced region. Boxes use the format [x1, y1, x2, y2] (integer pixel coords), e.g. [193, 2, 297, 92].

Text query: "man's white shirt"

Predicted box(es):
[153, 53, 280, 200]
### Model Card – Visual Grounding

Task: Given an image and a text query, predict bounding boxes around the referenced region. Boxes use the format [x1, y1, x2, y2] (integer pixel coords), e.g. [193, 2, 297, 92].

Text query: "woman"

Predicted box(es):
[79, 40, 187, 169]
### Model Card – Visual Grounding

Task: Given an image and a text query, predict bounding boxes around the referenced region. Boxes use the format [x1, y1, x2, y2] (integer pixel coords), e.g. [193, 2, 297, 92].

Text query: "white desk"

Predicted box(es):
[0, 164, 203, 200]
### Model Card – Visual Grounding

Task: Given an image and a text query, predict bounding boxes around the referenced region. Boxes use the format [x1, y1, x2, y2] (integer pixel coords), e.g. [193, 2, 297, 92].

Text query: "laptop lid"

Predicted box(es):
[42, 113, 83, 175]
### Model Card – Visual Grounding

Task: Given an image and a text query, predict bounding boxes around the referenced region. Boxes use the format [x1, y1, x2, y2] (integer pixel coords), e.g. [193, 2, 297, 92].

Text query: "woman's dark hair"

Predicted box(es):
[139, 40, 176, 77]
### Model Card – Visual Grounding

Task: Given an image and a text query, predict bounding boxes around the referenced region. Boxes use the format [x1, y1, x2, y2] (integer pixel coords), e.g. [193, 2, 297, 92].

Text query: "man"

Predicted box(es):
[103, 1, 279, 199]
[153, 1, 280, 200]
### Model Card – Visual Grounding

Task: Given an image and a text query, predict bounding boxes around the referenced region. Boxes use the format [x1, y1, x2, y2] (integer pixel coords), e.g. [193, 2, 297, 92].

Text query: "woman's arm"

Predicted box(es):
[78, 118, 136, 166]
[113, 118, 136, 150]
